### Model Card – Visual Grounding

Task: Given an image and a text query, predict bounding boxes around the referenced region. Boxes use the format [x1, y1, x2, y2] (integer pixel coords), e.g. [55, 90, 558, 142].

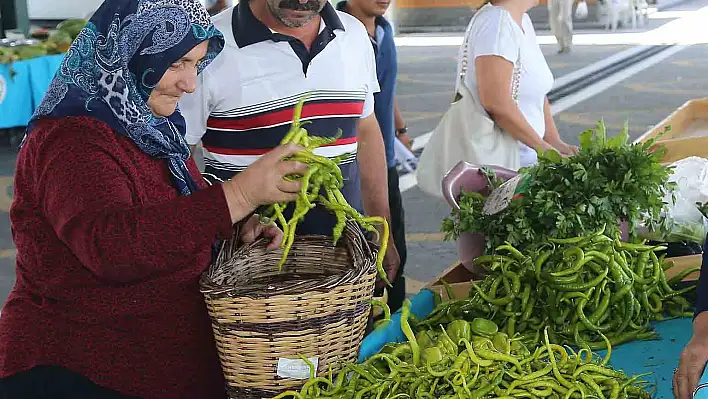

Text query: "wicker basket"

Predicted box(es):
[200, 221, 377, 399]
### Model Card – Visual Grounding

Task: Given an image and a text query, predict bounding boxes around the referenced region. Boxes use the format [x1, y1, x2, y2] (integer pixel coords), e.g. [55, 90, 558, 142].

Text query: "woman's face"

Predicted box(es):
[147, 41, 208, 117]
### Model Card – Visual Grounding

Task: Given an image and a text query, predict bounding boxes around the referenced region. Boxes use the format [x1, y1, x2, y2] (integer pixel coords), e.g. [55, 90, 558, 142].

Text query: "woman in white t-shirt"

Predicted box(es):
[463, 0, 578, 167]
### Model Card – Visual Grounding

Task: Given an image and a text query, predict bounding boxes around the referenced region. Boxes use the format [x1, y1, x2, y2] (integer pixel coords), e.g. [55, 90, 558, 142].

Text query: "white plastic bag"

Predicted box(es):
[575, 0, 589, 19]
[394, 137, 418, 174]
[650, 157, 708, 244]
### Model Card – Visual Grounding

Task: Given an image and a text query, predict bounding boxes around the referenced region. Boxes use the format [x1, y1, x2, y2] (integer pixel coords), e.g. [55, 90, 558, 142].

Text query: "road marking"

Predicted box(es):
[0, 249, 16, 259]
[551, 45, 653, 89]
[400, 44, 690, 194]
[406, 232, 446, 242]
[400, 111, 445, 123]
[0, 176, 12, 213]
[623, 81, 706, 97]
[550, 45, 687, 115]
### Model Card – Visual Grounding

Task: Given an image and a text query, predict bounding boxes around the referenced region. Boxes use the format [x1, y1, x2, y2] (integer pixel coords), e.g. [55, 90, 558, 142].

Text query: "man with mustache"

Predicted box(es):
[180, 0, 401, 285]
[336, 0, 408, 313]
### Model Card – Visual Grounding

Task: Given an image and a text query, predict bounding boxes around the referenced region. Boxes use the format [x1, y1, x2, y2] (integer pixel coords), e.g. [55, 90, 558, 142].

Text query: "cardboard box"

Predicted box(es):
[425, 262, 478, 301]
[425, 254, 702, 302]
[664, 254, 702, 281]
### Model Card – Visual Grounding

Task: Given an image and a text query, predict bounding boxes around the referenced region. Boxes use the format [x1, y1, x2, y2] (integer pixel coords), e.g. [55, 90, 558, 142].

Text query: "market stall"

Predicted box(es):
[0, 19, 85, 129]
[210, 102, 708, 399]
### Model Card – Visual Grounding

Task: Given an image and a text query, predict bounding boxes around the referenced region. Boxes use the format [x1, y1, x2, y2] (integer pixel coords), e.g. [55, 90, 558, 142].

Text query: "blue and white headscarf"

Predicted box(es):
[26, 0, 224, 196]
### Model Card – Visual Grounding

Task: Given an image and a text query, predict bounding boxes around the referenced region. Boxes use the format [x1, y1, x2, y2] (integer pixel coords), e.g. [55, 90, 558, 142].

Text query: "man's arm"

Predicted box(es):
[393, 97, 411, 149]
[355, 18, 400, 284]
[358, 113, 390, 221]
[357, 113, 400, 284]
[394, 98, 405, 131]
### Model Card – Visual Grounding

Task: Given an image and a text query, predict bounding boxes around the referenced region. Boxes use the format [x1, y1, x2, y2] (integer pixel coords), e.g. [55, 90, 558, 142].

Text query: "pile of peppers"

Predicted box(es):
[259, 95, 390, 284]
[272, 301, 654, 398]
[418, 225, 698, 349]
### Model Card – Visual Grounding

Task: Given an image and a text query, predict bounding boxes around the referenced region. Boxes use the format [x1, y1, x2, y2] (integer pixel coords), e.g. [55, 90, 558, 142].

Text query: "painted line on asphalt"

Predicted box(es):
[550, 44, 687, 114]
[0, 176, 12, 213]
[406, 232, 446, 242]
[0, 249, 16, 259]
[552, 45, 653, 89]
[399, 44, 690, 193]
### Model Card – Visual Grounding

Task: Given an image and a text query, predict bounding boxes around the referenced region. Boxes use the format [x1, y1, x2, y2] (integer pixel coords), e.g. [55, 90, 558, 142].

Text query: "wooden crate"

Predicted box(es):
[426, 254, 702, 302]
[636, 98, 708, 163]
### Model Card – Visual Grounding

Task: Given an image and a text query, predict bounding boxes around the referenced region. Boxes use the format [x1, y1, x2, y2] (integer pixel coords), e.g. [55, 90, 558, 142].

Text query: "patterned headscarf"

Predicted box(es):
[26, 0, 224, 195]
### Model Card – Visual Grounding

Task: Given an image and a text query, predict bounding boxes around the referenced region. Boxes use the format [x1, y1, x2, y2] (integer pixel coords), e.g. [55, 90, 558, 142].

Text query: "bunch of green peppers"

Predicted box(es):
[418, 226, 698, 349]
[272, 301, 654, 399]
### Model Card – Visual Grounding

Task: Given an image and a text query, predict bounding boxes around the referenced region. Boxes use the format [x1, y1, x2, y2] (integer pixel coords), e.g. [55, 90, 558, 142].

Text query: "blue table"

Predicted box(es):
[0, 54, 64, 129]
[360, 289, 698, 399]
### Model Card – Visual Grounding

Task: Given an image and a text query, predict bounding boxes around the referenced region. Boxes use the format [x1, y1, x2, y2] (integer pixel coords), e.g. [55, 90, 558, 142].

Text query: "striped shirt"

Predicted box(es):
[179, 1, 379, 233]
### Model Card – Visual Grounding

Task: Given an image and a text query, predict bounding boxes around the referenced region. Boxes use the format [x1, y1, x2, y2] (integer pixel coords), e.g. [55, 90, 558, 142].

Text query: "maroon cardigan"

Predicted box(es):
[0, 116, 234, 398]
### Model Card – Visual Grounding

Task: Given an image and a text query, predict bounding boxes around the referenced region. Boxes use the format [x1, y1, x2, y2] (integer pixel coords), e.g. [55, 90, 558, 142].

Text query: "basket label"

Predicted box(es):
[276, 357, 319, 379]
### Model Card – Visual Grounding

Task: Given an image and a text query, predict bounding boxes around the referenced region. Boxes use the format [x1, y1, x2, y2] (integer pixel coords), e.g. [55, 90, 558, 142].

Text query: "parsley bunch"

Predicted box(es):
[442, 120, 674, 252]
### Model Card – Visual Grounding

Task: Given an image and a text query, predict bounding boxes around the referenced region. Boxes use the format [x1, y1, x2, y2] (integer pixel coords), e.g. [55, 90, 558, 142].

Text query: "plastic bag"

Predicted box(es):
[575, 0, 589, 19]
[644, 157, 708, 244]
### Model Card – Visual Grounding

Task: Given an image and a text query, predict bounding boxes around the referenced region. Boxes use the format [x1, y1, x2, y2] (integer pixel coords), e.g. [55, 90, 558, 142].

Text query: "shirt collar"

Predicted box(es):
[233, 0, 345, 48]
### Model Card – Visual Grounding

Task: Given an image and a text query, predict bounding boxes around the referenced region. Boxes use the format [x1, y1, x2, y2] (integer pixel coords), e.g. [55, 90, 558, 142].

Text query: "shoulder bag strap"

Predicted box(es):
[458, 7, 522, 104]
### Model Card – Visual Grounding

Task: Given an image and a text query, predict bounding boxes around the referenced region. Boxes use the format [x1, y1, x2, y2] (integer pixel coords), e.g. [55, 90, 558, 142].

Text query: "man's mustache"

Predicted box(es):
[278, 0, 321, 11]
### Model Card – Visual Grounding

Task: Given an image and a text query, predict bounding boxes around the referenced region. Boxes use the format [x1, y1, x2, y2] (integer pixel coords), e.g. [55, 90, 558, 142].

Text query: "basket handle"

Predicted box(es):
[346, 220, 377, 265]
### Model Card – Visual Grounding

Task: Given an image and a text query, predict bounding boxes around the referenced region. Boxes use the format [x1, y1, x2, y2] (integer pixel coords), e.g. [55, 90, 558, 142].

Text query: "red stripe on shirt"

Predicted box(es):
[206, 102, 365, 131]
[203, 136, 358, 156]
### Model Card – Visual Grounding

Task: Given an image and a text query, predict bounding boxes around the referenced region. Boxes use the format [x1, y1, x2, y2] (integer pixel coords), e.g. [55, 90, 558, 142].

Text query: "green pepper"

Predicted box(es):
[400, 300, 420, 365]
[447, 320, 472, 344]
[470, 318, 498, 337]
[379, 343, 397, 355]
[435, 334, 458, 357]
[391, 342, 412, 359]
[510, 338, 530, 357]
[492, 332, 511, 355]
[416, 330, 436, 350]
[422, 347, 445, 365]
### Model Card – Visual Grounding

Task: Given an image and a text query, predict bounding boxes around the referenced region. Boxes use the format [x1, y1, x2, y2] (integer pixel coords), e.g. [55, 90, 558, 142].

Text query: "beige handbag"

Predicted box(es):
[416, 10, 521, 198]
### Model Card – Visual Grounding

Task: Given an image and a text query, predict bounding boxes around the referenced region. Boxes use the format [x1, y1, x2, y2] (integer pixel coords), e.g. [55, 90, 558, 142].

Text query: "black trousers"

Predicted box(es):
[0, 366, 134, 399]
[374, 167, 408, 314]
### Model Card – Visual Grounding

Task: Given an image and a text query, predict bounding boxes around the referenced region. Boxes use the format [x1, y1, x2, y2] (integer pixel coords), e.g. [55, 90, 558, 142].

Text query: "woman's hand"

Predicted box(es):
[222, 143, 308, 223]
[675, 313, 708, 398]
[544, 137, 579, 156]
[239, 214, 284, 251]
[557, 142, 579, 155]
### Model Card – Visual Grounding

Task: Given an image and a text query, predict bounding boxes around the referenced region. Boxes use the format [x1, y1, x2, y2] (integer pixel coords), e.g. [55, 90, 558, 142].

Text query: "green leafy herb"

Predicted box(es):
[442, 120, 674, 251]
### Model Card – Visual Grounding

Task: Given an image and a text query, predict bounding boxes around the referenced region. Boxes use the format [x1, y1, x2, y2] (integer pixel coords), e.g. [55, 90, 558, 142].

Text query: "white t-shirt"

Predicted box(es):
[459, 4, 554, 167]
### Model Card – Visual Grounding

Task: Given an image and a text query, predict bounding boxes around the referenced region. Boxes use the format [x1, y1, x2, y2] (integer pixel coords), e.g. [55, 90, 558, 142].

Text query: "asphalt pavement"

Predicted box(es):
[1, 1, 707, 305]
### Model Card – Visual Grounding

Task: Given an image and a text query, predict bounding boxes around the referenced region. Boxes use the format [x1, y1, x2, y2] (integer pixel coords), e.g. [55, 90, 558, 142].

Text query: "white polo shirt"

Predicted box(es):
[179, 1, 379, 224]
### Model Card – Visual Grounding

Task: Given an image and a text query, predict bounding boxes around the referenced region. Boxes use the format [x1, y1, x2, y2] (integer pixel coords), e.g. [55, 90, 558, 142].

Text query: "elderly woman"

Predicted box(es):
[466, 0, 578, 167]
[0, 0, 306, 397]
[675, 237, 708, 399]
